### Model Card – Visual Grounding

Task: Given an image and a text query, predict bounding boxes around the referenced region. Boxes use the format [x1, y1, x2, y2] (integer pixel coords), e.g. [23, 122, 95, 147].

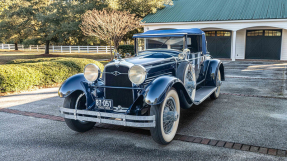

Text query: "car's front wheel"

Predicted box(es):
[63, 91, 96, 132]
[150, 88, 180, 145]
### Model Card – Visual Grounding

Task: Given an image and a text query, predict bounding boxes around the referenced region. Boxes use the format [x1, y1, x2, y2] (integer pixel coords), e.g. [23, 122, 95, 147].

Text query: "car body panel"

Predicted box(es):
[59, 28, 225, 116]
[58, 74, 86, 98]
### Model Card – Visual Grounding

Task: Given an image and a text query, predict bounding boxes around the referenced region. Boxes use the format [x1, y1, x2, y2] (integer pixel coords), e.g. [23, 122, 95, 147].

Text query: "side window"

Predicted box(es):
[187, 35, 202, 52]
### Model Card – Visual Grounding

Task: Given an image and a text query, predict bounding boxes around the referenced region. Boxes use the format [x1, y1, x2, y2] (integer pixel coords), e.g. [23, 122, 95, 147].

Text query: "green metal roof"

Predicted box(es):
[143, 0, 287, 23]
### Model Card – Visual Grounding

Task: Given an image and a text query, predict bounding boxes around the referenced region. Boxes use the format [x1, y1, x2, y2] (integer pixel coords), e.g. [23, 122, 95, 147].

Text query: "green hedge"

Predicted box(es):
[0, 58, 104, 93]
[118, 45, 135, 56]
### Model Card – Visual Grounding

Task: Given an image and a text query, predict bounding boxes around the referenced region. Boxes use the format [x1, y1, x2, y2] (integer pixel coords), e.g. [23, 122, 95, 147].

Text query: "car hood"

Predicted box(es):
[107, 50, 180, 68]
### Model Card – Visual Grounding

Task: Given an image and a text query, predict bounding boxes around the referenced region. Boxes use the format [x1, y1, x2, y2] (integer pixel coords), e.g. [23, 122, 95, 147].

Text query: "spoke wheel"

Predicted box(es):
[162, 97, 177, 134]
[184, 64, 196, 102]
[75, 93, 88, 124]
[64, 92, 96, 132]
[210, 69, 222, 99]
[150, 88, 180, 145]
[176, 61, 196, 109]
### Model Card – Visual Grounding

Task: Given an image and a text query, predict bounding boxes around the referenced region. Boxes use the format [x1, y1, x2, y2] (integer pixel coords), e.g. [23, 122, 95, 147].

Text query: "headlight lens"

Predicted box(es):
[84, 64, 100, 82]
[128, 65, 146, 85]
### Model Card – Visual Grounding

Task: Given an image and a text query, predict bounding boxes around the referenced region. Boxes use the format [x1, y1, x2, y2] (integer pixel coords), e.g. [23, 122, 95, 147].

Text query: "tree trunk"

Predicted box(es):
[45, 40, 50, 54]
[113, 40, 120, 60]
[14, 42, 18, 50]
[110, 41, 113, 60]
[114, 40, 119, 53]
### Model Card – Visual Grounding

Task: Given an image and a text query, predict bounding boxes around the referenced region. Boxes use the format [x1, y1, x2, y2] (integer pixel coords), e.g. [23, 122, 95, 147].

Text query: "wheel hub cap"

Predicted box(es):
[163, 97, 177, 134]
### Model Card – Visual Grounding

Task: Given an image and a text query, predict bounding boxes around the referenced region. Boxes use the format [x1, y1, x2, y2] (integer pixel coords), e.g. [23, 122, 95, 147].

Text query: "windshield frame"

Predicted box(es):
[135, 36, 186, 55]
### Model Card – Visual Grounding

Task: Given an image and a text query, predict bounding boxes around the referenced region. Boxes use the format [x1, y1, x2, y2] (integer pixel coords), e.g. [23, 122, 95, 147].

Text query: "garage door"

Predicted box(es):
[205, 31, 231, 58]
[245, 30, 282, 60]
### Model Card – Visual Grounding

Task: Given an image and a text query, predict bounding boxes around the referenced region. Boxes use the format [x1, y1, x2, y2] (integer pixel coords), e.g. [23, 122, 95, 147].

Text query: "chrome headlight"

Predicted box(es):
[84, 64, 100, 82]
[128, 65, 147, 85]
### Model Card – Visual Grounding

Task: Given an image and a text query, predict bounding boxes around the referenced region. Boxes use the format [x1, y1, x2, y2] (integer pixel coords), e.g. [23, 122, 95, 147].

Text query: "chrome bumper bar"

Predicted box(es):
[60, 107, 155, 128]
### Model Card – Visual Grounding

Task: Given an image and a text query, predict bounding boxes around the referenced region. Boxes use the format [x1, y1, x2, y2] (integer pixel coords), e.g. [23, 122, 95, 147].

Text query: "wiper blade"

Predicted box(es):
[159, 37, 171, 48]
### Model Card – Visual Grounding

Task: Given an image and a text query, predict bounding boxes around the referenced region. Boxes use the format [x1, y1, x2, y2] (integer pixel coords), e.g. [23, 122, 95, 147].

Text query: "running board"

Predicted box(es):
[194, 87, 217, 105]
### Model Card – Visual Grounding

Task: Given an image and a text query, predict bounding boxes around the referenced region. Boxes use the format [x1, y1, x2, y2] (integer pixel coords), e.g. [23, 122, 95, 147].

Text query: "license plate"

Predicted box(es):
[95, 99, 113, 110]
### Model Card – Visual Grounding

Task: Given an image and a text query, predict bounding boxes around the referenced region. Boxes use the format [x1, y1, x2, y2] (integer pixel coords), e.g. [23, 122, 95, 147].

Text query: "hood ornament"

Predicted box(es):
[113, 49, 122, 60]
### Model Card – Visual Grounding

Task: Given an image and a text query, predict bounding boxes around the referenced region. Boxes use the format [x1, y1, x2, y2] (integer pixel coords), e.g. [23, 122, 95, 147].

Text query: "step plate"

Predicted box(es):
[194, 87, 217, 105]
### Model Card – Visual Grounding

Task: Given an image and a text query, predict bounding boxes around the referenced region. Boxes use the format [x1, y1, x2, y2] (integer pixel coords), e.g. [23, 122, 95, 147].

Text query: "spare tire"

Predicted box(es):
[176, 61, 196, 109]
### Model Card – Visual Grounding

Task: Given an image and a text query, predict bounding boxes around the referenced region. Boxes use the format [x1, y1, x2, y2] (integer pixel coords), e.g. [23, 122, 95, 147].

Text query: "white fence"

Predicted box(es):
[0, 44, 114, 53]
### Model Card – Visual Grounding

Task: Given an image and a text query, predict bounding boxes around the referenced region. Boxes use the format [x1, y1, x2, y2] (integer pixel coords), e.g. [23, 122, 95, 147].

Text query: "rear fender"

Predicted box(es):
[143, 76, 192, 109]
[205, 59, 225, 86]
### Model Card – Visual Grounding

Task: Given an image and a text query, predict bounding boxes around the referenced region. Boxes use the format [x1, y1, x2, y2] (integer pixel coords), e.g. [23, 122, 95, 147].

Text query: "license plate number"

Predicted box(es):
[95, 99, 113, 110]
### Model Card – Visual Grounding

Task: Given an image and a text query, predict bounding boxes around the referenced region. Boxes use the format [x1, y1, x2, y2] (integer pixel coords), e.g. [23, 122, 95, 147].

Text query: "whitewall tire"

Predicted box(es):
[210, 69, 221, 99]
[150, 88, 180, 145]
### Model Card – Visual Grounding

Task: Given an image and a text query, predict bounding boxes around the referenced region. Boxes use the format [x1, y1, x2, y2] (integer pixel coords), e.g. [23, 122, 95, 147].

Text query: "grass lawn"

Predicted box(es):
[0, 50, 111, 65]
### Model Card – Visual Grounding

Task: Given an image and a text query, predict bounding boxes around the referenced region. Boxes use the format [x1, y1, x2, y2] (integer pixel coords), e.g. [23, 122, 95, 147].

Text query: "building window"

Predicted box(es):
[265, 30, 281, 36]
[247, 30, 263, 36]
[217, 31, 231, 37]
[206, 31, 215, 36]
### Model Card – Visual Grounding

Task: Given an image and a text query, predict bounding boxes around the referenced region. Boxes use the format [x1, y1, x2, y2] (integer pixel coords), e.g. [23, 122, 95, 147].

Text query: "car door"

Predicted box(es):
[187, 35, 204, 82]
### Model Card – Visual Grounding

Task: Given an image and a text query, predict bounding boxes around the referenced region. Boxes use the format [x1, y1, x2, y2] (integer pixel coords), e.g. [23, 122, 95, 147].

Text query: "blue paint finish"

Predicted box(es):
[58, 74, 106, 110]
[80, 81, 95, 110]
[205, 59, 225, 86]
[143, 76, 179, 105]
[142, 76, 193, 109]
[126, 50, 180, 65]
[95, 79, 105, 98]
[58, 74, 86, 98]
[133, 28, 204, 38]
[59, 28, 225, 116]
[202, 34, 207, 54]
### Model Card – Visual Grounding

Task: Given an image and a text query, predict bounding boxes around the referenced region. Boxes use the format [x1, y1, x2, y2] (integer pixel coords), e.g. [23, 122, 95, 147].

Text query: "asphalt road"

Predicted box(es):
[0, 60, 287, 160]
[0, 112, 281, 161]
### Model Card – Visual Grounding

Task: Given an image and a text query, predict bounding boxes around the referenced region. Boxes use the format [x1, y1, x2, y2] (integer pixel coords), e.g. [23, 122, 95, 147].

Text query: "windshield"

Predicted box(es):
[137, 37, 184, 54]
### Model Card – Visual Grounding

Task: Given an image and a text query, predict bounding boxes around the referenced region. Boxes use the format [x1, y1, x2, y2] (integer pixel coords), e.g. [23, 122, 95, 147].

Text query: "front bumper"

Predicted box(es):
[60, 107, 155, 128]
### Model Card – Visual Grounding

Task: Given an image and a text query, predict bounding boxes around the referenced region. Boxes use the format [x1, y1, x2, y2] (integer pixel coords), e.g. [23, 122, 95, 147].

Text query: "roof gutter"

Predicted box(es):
[142, 19, 287, 26]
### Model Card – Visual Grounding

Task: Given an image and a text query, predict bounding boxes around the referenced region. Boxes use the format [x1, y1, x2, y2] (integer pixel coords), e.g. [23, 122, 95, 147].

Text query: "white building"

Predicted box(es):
[142, 0, 287, 61]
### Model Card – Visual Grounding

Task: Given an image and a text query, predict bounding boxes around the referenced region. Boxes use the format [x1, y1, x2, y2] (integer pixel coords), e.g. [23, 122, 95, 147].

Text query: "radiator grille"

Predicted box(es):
[104, 65, 133, 108]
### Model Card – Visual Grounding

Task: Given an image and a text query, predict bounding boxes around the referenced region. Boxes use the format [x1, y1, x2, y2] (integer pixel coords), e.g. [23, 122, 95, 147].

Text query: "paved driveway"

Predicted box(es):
[0, 60, 287, 160]
[222, 61, 287, 97]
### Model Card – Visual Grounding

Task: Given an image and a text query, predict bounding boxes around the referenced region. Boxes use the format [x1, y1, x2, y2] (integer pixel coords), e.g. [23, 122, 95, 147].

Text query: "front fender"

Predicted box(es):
[205, 59, 225, 86]
[143, 76, 192, 107]
[58, 74, 86, 98]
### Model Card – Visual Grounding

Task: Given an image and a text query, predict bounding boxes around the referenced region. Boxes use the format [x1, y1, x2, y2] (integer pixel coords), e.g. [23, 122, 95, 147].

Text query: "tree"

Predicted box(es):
[80, 9, 142, 59]
[0, 0, 37, 50]
[105, 0, 173, 43]
[0, 0, 15, 14]
[106, 0, 173, 18]
[23, 0, 106, 54]
[0, 0, 107, 53]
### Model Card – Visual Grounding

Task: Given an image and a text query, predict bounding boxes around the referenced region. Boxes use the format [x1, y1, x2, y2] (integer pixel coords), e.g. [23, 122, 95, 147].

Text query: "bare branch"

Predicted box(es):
[80, 9, 142, 59]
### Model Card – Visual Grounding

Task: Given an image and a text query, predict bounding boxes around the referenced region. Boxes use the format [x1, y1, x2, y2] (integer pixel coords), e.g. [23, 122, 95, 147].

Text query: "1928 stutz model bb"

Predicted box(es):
[59, 28, 225, 145]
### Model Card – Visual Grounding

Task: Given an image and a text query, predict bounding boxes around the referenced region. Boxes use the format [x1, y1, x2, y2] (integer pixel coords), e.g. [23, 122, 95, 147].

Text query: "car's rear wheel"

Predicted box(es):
[64, 92, 96, 132]
[150, 88, 180, 145]
[210, 69, 221, 99]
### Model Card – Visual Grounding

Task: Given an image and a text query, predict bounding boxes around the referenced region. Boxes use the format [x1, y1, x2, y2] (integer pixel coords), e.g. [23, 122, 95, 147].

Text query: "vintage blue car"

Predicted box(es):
[59, 28, 225, 145]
